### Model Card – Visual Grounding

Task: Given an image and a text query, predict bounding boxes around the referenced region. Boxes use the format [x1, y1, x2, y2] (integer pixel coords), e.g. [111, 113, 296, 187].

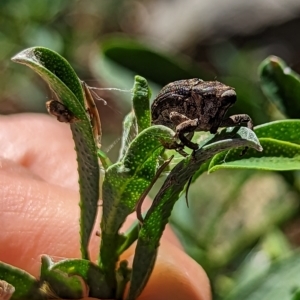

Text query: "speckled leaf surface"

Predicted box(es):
[40, 256, 84, 299]
[40, 255, 110, 299]
[100, 125, 175, 296]
[0, 261, 43, 300]
[119, 111, 137, 161]
[259, 55, 300, 118]
[119, 76, 151, 161]
[209, 120, 300, 172]
[102, 125, 175, 232]
[99, 76, 162, 297]
[255, 120, 300, 144]
[12, 47, 99, 260]
[132, 75, 151, 133]
[127, 127, 262, 300]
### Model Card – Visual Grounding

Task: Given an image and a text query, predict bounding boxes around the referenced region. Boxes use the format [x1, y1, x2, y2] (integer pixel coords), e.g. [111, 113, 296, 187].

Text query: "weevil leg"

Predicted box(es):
[220, 114, 253, 130]
[159, 136, 188, 156]
[176, 122, 199, 150]
[169, 111, 199, 150]
[155, 110, 198, 154]
[169, 111, 190, 126]
[220, 114, 254, 155]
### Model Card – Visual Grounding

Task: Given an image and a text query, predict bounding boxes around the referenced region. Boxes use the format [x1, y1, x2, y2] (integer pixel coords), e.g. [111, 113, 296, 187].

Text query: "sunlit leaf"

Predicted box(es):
[12, 47, 99, 260]
[255, 119, 300, 144]
[40, 255, 110, 299]
[99, 75, 172, 297]
[40, 256, 84, 299]
[99, 125, 175, 296]
[132, 75, 151, 133]
[128, 127, 262, 300]
[0, 261, 43, 300]
[209, 120, 300, 172]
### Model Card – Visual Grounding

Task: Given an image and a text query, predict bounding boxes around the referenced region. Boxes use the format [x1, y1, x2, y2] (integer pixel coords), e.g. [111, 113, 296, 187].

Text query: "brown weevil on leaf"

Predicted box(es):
[46, 100, 78, 123]
[151, 78, 253, 150]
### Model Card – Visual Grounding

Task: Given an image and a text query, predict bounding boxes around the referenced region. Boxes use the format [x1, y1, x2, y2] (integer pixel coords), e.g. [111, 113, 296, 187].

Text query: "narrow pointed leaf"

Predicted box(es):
[102, 125, 176, 232]
[132, 75, 151, 133]
[209, 138, 300, 172]
[0, 261, 43, 300]
[12, 47, 85, 111]
[100, 125, 175, 296]
[40, 256, 84, 299]
[209, 120, 300, 172]
[99, 76, 164, 297]
[191, 125, 262, 182]
[119, 112, 137, 161]
[259, 55, 300, 118]
[119, 76, 151, 161]
[117, 222, 140, 256]
[40, 255, 110, 299]
[12, 47, 100, 259]
[128, 127, 262, 300]
[255, 119, 300, 144]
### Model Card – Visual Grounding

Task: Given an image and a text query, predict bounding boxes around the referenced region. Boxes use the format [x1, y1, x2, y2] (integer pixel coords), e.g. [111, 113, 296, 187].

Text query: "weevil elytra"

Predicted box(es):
[151, 79, 253, 150]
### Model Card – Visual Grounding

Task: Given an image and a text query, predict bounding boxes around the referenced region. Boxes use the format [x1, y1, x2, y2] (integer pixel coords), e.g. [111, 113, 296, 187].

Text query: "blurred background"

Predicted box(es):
[2, 0, 300, 299]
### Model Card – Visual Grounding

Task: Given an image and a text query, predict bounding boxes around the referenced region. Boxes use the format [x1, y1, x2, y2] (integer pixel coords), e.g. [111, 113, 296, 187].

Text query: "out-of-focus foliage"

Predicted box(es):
[0, 0, 129, 113]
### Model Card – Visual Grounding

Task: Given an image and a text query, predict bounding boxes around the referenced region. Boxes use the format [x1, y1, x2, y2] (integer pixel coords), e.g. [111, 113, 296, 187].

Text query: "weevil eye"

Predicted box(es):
[221, 89, 236, 105]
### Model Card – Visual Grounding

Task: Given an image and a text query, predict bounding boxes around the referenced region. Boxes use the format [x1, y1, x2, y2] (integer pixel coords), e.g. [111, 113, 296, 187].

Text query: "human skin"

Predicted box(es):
[0, 113, 211, 300]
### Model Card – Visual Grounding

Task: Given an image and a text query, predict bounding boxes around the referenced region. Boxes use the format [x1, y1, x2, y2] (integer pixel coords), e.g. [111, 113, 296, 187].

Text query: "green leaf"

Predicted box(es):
[116, 222, 140, 256]
[0, 261, 43, 300]
[12, 47, 85, 110]
[12, 47, 100, 260]
[128, 127, 262, 300]
[102, 125, 176, 232]
[40, 255, 110, 299]
[255, 119, 300, 144]
[224, 252, 300, 300]
[209, 138, 300, 172]
[40, 256, 84, 299]
[119, 75, 152, 161]
[99, 125, 175, 296]
[118, 111, 137, 161]
[98, 76, 162, 297]
[209, 120, 300, 172]
[259, 55, 300, 118]
[132, 75, 151, 133]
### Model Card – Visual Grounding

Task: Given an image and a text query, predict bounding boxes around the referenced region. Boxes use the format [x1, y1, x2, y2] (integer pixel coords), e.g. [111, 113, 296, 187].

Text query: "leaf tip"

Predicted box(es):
[257, 145, 263, 152]
[11, 47, 40, 65]
[134, 75, 147, 83]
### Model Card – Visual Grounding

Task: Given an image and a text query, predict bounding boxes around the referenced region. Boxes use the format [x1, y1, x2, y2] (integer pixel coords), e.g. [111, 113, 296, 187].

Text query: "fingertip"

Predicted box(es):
[140, 241, 211, 300]
[0, 113, 78, 190]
